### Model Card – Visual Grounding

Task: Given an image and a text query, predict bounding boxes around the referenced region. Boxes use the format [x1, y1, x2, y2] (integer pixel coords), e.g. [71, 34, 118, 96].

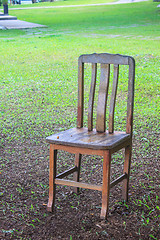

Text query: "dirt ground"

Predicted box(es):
[1, 125, 159, 240]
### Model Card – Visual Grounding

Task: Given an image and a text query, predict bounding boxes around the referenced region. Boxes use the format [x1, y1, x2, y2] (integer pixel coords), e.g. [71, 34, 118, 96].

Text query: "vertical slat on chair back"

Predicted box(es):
[77, 53, 135, 135]
[88, 63, 97, 131]
[77, 61, 84, 128]
[109, 64, 119, 133]
[96, 64, 110, 132]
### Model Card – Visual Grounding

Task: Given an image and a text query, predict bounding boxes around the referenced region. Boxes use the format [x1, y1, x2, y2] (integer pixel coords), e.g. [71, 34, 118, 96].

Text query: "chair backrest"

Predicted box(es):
[77, 53, 135, 135]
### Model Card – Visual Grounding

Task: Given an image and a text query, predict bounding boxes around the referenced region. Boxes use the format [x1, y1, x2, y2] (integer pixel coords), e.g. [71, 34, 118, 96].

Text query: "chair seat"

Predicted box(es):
[46, 127, 131, 150]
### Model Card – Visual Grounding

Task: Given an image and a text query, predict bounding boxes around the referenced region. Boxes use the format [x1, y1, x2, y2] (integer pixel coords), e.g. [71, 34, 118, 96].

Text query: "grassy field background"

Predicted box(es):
[1, 0, 116, 9]
[0, 0, 160, 239]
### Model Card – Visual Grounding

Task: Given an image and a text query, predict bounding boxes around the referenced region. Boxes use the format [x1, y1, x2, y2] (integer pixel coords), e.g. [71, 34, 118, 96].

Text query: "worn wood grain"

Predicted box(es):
[51, 144, 104, 156]
[100, 150, 111, 219]
[88, 63, 97, 131]
[46, 127, 131, 150]
[55, 178, 102, 191]
[96, 64, 110, 132]
[46, 53, 135, 219]
[122, 145, 132, 201]
[47, 145, 57, 212]
[56, 167, 77, 179]
[110, 173, 127, 188]
[79, 53, 129, 65]
[109, 64, 119, 133]
[73, 153, 82, 193]
[126, 57, 135, 135]
[77, 61, 84, 128]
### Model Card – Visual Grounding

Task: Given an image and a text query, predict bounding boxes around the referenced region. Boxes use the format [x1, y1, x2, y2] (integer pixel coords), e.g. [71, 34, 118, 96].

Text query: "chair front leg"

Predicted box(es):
[73, 153, 82, 194]
[122, 144, 132, 202]
[47, 144, 57, 212]
[100, 150, 111, 219]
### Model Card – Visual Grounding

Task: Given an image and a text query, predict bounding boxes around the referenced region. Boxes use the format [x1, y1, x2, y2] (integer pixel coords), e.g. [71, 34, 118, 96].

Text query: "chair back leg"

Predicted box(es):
[73, 153, 82, 194]
[122, 145, 132, 201]
[47, 145, 57, 212]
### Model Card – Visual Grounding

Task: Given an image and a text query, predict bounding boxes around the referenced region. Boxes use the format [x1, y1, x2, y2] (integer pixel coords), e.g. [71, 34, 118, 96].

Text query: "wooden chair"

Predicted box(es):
[46, 53, 135, 219]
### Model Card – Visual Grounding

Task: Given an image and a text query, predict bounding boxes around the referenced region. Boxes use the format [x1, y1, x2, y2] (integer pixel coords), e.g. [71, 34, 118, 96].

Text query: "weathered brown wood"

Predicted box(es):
[52, 143, 104, 156]
[96, 64, 110, 132]
[122, 145, 132, 201]
[77, 61, 84, 128]
[56, 167, 77, 179]
[88, 63, 97, 131]
[47, 145, 57, 212]
[55, 179, 102, 191]
[46, 127, 130, 150]
[110, 139, 131, 154]
[110, 173, 127, 188]
[73, 153, 82, 193]
[126, 57, 135, 135]
[100, 150, 111, 219]
[79, 53, 129, 65]
[109, 64, 119, 133]
[46, 53, 135, 219]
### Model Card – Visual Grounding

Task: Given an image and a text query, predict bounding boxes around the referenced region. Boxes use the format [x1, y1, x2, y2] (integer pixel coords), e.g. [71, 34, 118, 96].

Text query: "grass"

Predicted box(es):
[6, 1, 160, 36]
[0, 0, 160, 239]
[4, 0, 116, 9]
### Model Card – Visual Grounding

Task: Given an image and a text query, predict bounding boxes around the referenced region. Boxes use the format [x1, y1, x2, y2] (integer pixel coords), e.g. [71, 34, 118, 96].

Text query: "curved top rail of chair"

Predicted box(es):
[78, 53, 135, 65]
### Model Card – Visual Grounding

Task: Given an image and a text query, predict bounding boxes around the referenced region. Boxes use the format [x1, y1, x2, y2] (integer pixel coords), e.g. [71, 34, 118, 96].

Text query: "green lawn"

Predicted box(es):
[4, 0, 116, 8]
[1, 0, 159, 130]
[0, 0, 160, 239]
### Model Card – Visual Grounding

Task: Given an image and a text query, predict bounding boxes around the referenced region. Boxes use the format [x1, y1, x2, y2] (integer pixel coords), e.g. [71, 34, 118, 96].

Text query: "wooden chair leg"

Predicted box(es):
[47, 144, 57, 212]
[122, 144, 132, 202]
[73, 153, 82, 193]
[100, 150, 111, 219]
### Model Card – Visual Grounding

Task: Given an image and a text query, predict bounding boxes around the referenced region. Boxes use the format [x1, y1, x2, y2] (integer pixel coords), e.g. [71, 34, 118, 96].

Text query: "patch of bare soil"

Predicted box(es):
[1, 128, 159, 240]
